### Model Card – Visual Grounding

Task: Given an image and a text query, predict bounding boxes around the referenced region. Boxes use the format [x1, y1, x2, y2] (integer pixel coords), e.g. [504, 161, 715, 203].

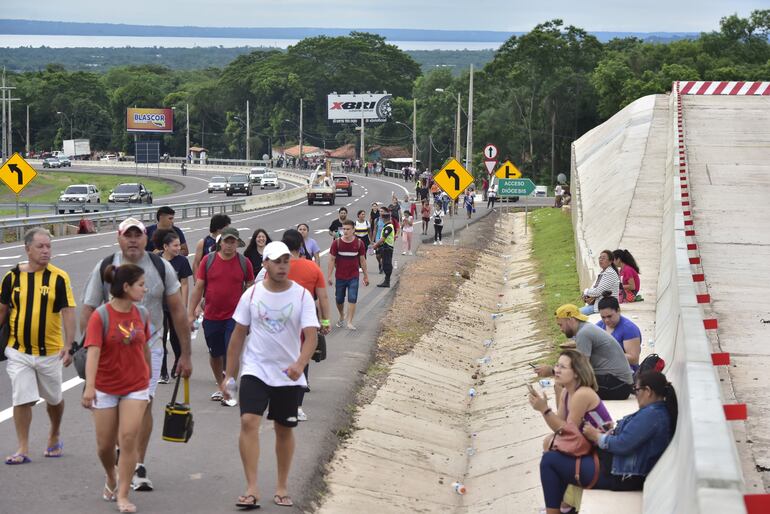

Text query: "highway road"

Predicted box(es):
[0, 167, 439, 514]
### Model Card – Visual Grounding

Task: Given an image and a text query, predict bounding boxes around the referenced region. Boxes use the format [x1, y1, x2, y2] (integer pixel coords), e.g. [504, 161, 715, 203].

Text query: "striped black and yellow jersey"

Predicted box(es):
[0, 264, 76, 356]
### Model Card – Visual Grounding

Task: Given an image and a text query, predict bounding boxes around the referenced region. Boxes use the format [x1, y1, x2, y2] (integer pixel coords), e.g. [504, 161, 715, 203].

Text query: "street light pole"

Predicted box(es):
[412, 98, 417, 171]
[246, 99, 250, 163]
[465, 64, 474, 174]
[455, 92, 462, 161]
[185, 102, 190, 162]
[56, 111, 73, 140]
[298, 98, 303, 163]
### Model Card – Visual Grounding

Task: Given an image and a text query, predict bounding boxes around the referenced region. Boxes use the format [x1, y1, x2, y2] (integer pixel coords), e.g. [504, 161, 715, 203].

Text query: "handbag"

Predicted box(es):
[312, 332, 327, 363]
[162, 376, 194, 443]
[550, 422, 600, 489]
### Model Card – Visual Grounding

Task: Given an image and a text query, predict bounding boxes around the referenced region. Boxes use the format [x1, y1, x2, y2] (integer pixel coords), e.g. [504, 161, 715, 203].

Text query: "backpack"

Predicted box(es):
[634, 353, 665, 381]
[99, 252, 167, 302]
[72, 304, 150, 380]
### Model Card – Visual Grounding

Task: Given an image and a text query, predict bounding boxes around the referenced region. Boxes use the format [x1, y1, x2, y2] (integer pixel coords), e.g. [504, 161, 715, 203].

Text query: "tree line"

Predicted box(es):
[4, 10, 768, 186]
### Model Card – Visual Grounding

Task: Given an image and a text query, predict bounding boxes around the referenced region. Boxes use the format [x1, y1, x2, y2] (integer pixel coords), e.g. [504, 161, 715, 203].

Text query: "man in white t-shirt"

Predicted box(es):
[222, 241, 319, 509]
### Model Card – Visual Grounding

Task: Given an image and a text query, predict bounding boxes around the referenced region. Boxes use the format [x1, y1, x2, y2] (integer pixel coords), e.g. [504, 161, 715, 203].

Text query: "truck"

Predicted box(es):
[63, 139, 91, 159]
[307, 166, 336, 205]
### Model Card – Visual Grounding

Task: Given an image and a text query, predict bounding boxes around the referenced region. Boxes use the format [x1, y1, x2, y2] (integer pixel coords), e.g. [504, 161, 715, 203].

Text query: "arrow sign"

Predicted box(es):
[445, 168, 460, 190]
[483, 144, 498, 160]
[495, 160, 522, 180]
[498, 178, 535, 197]
[8, 164, 23, 185]
[0, 153, 38, 195]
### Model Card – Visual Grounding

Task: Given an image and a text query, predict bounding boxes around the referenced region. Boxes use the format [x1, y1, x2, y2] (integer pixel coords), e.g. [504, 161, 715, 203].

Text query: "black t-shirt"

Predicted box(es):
[329, 219, 344, 239]
[145, 224, 187, 251]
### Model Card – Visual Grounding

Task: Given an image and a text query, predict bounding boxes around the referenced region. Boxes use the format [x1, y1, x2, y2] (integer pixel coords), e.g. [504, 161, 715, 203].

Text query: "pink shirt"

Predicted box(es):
[620, 265, 640, 301]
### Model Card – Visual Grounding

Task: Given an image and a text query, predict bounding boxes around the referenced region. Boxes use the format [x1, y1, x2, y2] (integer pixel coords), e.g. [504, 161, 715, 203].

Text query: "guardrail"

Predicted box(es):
[0, 201, 137, 216]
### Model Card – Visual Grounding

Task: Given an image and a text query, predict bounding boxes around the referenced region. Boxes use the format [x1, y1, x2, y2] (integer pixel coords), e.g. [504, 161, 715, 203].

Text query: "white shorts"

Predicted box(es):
[147, 344, 163, 399]
[93, 388, 150, 410]
[5, 346, 63, 406]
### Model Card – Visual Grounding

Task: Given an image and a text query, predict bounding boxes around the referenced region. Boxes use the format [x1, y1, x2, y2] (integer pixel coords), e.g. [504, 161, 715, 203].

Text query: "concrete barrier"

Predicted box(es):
[571, 91, 747, 513]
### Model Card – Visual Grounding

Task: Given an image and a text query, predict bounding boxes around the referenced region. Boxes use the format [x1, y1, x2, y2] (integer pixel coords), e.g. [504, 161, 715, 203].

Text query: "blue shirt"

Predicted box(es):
[597, 315, 642, 371]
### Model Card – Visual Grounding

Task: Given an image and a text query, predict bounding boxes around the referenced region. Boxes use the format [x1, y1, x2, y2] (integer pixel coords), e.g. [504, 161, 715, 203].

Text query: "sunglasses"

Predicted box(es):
[631, 385, 647, 394]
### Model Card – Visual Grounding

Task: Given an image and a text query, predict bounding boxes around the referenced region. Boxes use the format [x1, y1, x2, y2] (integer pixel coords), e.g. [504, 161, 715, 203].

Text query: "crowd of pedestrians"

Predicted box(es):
[0, 174, 487, 512]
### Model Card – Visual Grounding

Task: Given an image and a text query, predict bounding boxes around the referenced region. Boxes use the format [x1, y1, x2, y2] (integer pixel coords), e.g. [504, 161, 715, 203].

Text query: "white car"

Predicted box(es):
[58, 184, 100, 213]
[208, 176, 228, 193]
[260, 172, 278, 189]
[249, 166, 267, 185]
[100, 154, 118, 161]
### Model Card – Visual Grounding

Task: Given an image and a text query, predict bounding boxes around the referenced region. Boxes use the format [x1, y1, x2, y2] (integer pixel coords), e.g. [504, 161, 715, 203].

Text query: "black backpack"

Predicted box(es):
[99, 252, 167, 298]
[634, 353, 665, 381]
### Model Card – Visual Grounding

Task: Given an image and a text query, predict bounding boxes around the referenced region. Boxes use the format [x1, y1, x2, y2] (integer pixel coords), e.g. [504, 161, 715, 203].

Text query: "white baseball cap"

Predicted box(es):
[118, 217, 146, 235]
[263, 241, 291, 261]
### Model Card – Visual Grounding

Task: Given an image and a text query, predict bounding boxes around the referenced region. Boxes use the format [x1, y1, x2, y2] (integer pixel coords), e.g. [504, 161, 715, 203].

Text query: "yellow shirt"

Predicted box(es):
[0, 264, 76, 356]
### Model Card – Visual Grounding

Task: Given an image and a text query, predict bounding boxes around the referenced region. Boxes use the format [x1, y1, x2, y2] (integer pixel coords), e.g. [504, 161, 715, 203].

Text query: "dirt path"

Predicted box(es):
[316, 212, 553, 513]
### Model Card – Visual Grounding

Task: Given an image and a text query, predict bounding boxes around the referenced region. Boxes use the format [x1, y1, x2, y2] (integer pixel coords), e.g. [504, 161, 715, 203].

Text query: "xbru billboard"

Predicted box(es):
[327, 93, 392, 123]
[126, 108, 174, 133]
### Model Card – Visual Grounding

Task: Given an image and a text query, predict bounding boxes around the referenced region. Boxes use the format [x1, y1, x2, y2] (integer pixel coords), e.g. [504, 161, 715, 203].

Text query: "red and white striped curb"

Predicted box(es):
[678, 81, 770, 96]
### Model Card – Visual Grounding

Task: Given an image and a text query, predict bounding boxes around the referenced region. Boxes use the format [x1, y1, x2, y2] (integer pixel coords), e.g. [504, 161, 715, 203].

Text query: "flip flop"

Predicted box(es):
[103, 481, 117, 502]
[5, 453, 31, 465]
[44, 441, 64, 458]
[236, 494, 261, 509]
[117, 499, 137, 513]
[273, 494, 293, 507]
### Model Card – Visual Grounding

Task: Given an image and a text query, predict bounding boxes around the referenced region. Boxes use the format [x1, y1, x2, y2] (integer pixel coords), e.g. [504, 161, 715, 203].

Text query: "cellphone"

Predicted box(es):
[528, 363, 537, 369]
[526, 383, 537, 395]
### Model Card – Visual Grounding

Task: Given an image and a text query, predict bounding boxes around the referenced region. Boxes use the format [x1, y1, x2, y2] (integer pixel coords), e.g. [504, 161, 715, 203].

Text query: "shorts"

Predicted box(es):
[335, 277, 360, 304]
[203, 318, 236, 358]
[93, 388, 150, 410]
[239, 374, 301, 427]
[148, 344, 163, 398]
[5, 347, 63, 406]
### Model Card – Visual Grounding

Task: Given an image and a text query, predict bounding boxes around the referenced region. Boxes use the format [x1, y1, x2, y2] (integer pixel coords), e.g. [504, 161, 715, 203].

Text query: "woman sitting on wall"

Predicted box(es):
[613, 249, 642, 303]
[580, 250, 620, 315]
[535, 370, 677, 514]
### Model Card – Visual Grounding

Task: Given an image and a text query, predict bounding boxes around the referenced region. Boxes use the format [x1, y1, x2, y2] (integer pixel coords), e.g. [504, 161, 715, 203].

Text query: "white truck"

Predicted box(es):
[307, 166, 336, 205]
[63, 139, 91, 159]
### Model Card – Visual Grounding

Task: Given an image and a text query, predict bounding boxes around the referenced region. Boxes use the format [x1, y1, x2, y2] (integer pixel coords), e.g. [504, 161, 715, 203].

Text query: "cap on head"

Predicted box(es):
[118, 217, 146, 235]
[555, 304, 588, 322]
[216, 226, 245, 247]
[263, 241, 291, 261]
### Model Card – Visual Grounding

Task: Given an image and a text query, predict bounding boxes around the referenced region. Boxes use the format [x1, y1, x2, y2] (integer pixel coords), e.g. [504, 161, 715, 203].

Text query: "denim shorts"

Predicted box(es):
[335, 277, 360, 304]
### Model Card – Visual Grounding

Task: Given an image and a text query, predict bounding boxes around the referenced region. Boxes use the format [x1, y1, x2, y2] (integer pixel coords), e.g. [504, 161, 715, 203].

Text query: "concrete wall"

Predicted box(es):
[570, 91, 747, 513]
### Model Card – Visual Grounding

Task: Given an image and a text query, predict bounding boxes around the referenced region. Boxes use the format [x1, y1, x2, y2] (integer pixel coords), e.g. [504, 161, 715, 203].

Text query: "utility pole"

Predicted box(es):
[411, 98, 417, 171]
[428, 135, 433, 174]
[298, 98, 303, 163]
[465, 64, 474, 175]
[25, 105, 29, 157]
[246, 99, 250, 162]
[359, 107, 365, 165]
[2, 69, 6, 159]
[455, 92, 462, 160]
[185, 102, 190, 162]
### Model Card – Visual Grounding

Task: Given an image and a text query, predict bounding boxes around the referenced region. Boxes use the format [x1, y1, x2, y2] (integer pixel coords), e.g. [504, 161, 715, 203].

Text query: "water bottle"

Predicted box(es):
[191, 314, 203, 340]
[451, 482, 467, 495]
[468, 388, 476, 398]
[483, 339, 493, 347]
[477, 356, 491, 365]
[648, 339, 655, 350]
[223, 377, 238, 406]
[491, 313, 503, 320]
[538, 379, 553, 388]
[466, 447, 476, 456]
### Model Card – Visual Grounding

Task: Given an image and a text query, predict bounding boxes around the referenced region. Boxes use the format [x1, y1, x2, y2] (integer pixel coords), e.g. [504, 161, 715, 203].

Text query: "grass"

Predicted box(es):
[0, 171, 178, 209]
[528, 207, 582, 358]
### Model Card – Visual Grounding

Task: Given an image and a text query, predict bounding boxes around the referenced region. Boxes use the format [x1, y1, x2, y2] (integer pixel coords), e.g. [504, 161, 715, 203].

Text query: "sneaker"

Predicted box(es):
[221, 398, 238, 407]
[158, 374, 170, 384]
[210, 390, 224, 402]
[131, 464, 153, 492]
[402, 251, 406, 255]
[408, 251, 413, 255]
[438, 240, 443, 245]
[335, 319, 344, 328]
[433, 241, 437, 245]
[297, 407, 307, 422]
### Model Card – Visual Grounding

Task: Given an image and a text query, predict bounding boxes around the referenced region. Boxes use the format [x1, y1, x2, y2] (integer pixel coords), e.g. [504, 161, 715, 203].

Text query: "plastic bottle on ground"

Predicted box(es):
[451, 482, 467, 495]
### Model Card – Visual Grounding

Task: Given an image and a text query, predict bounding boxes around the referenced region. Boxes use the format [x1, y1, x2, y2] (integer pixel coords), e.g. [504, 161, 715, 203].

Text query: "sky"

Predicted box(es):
[2, 0, 767, 32]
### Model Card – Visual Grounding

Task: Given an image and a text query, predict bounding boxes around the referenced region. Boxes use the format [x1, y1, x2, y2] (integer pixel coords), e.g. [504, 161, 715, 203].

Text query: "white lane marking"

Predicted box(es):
[324, 212, 332, 216]
[273, 228, 285, 233]
[0, 376, 84, 424]
[71, 250, 84, 254]
[0, 264, 12, 268]
[0, 255, 20, 260]
[237, 227, 251, 231]
[310, 217, 319, 221]
[320, 248, 330, 257]
[85, 247, 98, 251]
[346, 203, 352, 207]
[314, 229, 326, 234]
[56, 253, 69, 257]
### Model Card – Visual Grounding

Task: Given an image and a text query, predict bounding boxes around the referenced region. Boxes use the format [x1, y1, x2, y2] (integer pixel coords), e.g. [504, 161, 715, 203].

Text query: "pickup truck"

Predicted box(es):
[108, 183, 153, 204]
[249, 166, 267, 185]
[334, 175, 353, 196]
[307, 167, 336, 206]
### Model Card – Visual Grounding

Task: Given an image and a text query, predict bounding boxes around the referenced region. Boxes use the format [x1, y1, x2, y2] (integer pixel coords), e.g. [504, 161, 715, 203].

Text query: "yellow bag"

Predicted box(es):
[162, 377, 194, 443]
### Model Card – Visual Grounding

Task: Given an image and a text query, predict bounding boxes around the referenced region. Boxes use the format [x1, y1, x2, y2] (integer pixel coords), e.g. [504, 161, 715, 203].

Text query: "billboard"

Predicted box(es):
[327, 93, 392, 123]
[126, 108, 174, 133]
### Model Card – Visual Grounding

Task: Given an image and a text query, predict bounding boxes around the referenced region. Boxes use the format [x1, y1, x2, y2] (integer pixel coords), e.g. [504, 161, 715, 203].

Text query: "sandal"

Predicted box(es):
[273, 494, 293, 507]
[44, 441, 64, 458]
[103, 482, 117, 502]
[117, 499, 137, 513]
[236, 494, 261, 509]
[4, 453, 30, 465]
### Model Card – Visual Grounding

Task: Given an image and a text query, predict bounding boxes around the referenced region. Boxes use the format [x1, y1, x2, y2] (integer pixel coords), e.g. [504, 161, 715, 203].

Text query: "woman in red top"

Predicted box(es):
[81, 264, 151, 513]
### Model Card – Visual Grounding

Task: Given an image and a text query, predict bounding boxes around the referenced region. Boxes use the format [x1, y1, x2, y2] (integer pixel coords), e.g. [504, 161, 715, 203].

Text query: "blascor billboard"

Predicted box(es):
[126, 108, 174, 133]
[327, 93, 392, 123]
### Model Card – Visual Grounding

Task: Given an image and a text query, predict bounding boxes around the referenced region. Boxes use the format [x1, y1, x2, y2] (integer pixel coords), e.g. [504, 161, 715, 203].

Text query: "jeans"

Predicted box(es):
[434, 224, 443, 241]
[596, 374, 633, 400]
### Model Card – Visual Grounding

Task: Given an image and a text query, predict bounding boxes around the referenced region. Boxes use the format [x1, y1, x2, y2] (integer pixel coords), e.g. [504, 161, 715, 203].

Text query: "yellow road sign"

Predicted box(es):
[495, 160, 522, 180]
[434, 158, 474, 200]
[0, 153, 38, 194]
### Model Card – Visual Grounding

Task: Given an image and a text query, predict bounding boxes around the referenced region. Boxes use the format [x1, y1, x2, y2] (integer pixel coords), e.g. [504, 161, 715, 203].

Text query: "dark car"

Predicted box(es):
[226, 174, 254, 196]
[57, 156, 72, 167]
[108, 183, 153, 204]
[43, 157, 62, 168]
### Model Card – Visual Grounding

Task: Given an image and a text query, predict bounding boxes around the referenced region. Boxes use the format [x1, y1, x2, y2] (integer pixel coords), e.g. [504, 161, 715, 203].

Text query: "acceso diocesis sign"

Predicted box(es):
[126, 108, 174, 133]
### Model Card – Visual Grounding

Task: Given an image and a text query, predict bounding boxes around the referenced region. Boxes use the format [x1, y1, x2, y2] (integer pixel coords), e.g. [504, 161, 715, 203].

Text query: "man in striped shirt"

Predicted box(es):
[0, 228, 76, 465]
